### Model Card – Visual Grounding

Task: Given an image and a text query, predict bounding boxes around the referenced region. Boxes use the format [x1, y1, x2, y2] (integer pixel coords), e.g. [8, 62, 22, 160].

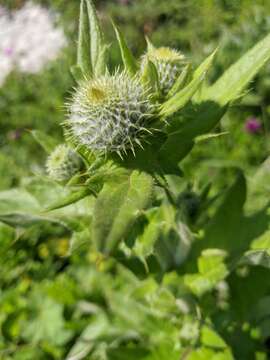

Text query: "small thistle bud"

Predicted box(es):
[66, 71, 157, 157]
[46, 144, 82, 181]
[143, 47, 187, 95]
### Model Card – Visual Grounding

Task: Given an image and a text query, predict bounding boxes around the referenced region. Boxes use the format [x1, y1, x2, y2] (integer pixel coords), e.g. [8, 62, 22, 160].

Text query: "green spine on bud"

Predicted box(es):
[66, 71, 157, 157]
[143, 47, 187, 95]
[46, 144, 82, 181]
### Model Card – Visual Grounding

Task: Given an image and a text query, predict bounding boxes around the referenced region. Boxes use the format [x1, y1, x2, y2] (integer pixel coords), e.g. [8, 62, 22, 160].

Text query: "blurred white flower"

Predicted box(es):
[0, 2, 66, 85]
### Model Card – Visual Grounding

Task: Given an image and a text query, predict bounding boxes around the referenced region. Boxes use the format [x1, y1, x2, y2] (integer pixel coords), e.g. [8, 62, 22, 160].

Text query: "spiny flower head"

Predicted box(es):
[143, 46, 187, 95]
[46, 144, 82, 182]
[66, 71, 157, 157]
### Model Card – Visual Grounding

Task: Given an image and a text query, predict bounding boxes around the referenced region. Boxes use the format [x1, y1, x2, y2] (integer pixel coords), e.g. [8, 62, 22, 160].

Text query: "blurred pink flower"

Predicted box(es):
[4, 47, 13, 56]
[245, 117, 262, 134]
[0, 2, 66, 86]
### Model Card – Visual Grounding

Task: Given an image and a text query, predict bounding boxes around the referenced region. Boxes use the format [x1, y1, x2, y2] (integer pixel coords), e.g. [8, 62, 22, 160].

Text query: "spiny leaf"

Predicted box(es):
[167, 63, 191, 98]
[192, 47, 218, 79]
[94, 44, 109, 76]
[159, 74, 204, 117]
[77, 0, 105, 77]
[141, 58, 159, 94]
[43, 187, 95, 212]
[92, 171, 153, 255]
[77, 0, 92, 77]
[86, 0, 105, 74]
[0, 213, 65, 229]
[159, 49, 217, 117]
[194, 131, 229, 143]
[204, 33, 270, 105]
[158, 101, 226, 173]
[112, 22, 138, 75]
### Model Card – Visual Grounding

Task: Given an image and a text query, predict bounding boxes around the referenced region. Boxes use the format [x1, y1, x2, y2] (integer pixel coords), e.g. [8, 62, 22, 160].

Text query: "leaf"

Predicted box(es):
[66, 314, 109, 360]
[86, 0, 104, 73]
[251, 230, 270, 250]
[184, 249, 229, 297]
[0, 212, 83, 231]
[239, 250, 270, 269]
[77, 0, 105, 77]
[159, 49, 217, 117]
[192, 172, 247, 255]
[158, 101, 226, 173]
[112, 22, 138, 75]
[200, 326, 227, 349]
[108, 347, 149, 360]
[204, 33, 270, 105]
[69, 228, 92, 253]
[186, 348, 233, 360]
[228, 266, 270, 323]
[141, 58, 159, 94]
[94, 44, 109, 76]
[0, 187, 88, 230]
[245, 156, 270, 212]
[30, 130, 58, 154]
[43, 187, 94, 212]
[92, 171, 153, 254]
[194, 131, 229, 144]
[192, 48, 217, 79]
[133, 208, 164, 263]
[154, 208, 194, 271]
[159, 74, 204, 118]
[23, 294, 72, 346]
[77, 0, 92, 77]
[167, 63, 191, 98]
[0, 213, 53, 228]
[0, 189, 40, 214]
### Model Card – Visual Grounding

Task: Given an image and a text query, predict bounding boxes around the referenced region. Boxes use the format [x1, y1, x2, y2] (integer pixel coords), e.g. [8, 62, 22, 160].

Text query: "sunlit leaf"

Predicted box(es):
[93, 170, 153, 254]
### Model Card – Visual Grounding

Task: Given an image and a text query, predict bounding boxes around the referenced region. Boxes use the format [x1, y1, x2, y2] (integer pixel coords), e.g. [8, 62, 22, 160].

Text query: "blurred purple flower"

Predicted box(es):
[4, 47, 13, 56]
[245, 117, 262, 134]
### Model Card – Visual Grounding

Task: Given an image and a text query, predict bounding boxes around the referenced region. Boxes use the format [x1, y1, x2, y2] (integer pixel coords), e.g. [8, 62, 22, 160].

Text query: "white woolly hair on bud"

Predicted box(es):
[46, 144, 82, 182]
[143, 46, 187, 95]
[65, 71, 157, 158]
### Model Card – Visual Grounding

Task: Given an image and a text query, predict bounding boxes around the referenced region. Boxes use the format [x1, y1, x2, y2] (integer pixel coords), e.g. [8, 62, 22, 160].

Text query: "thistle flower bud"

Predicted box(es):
[46, 144, 82, 182]
[66, 72, 157, 157]
[143, 47, 186, 95]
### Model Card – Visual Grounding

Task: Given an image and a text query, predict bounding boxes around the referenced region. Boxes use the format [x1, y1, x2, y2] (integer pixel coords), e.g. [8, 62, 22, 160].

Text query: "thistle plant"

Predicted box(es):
[2, 0, 270, 358]
[142, 44, 187, 96]
[46, 144, 82, 182]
